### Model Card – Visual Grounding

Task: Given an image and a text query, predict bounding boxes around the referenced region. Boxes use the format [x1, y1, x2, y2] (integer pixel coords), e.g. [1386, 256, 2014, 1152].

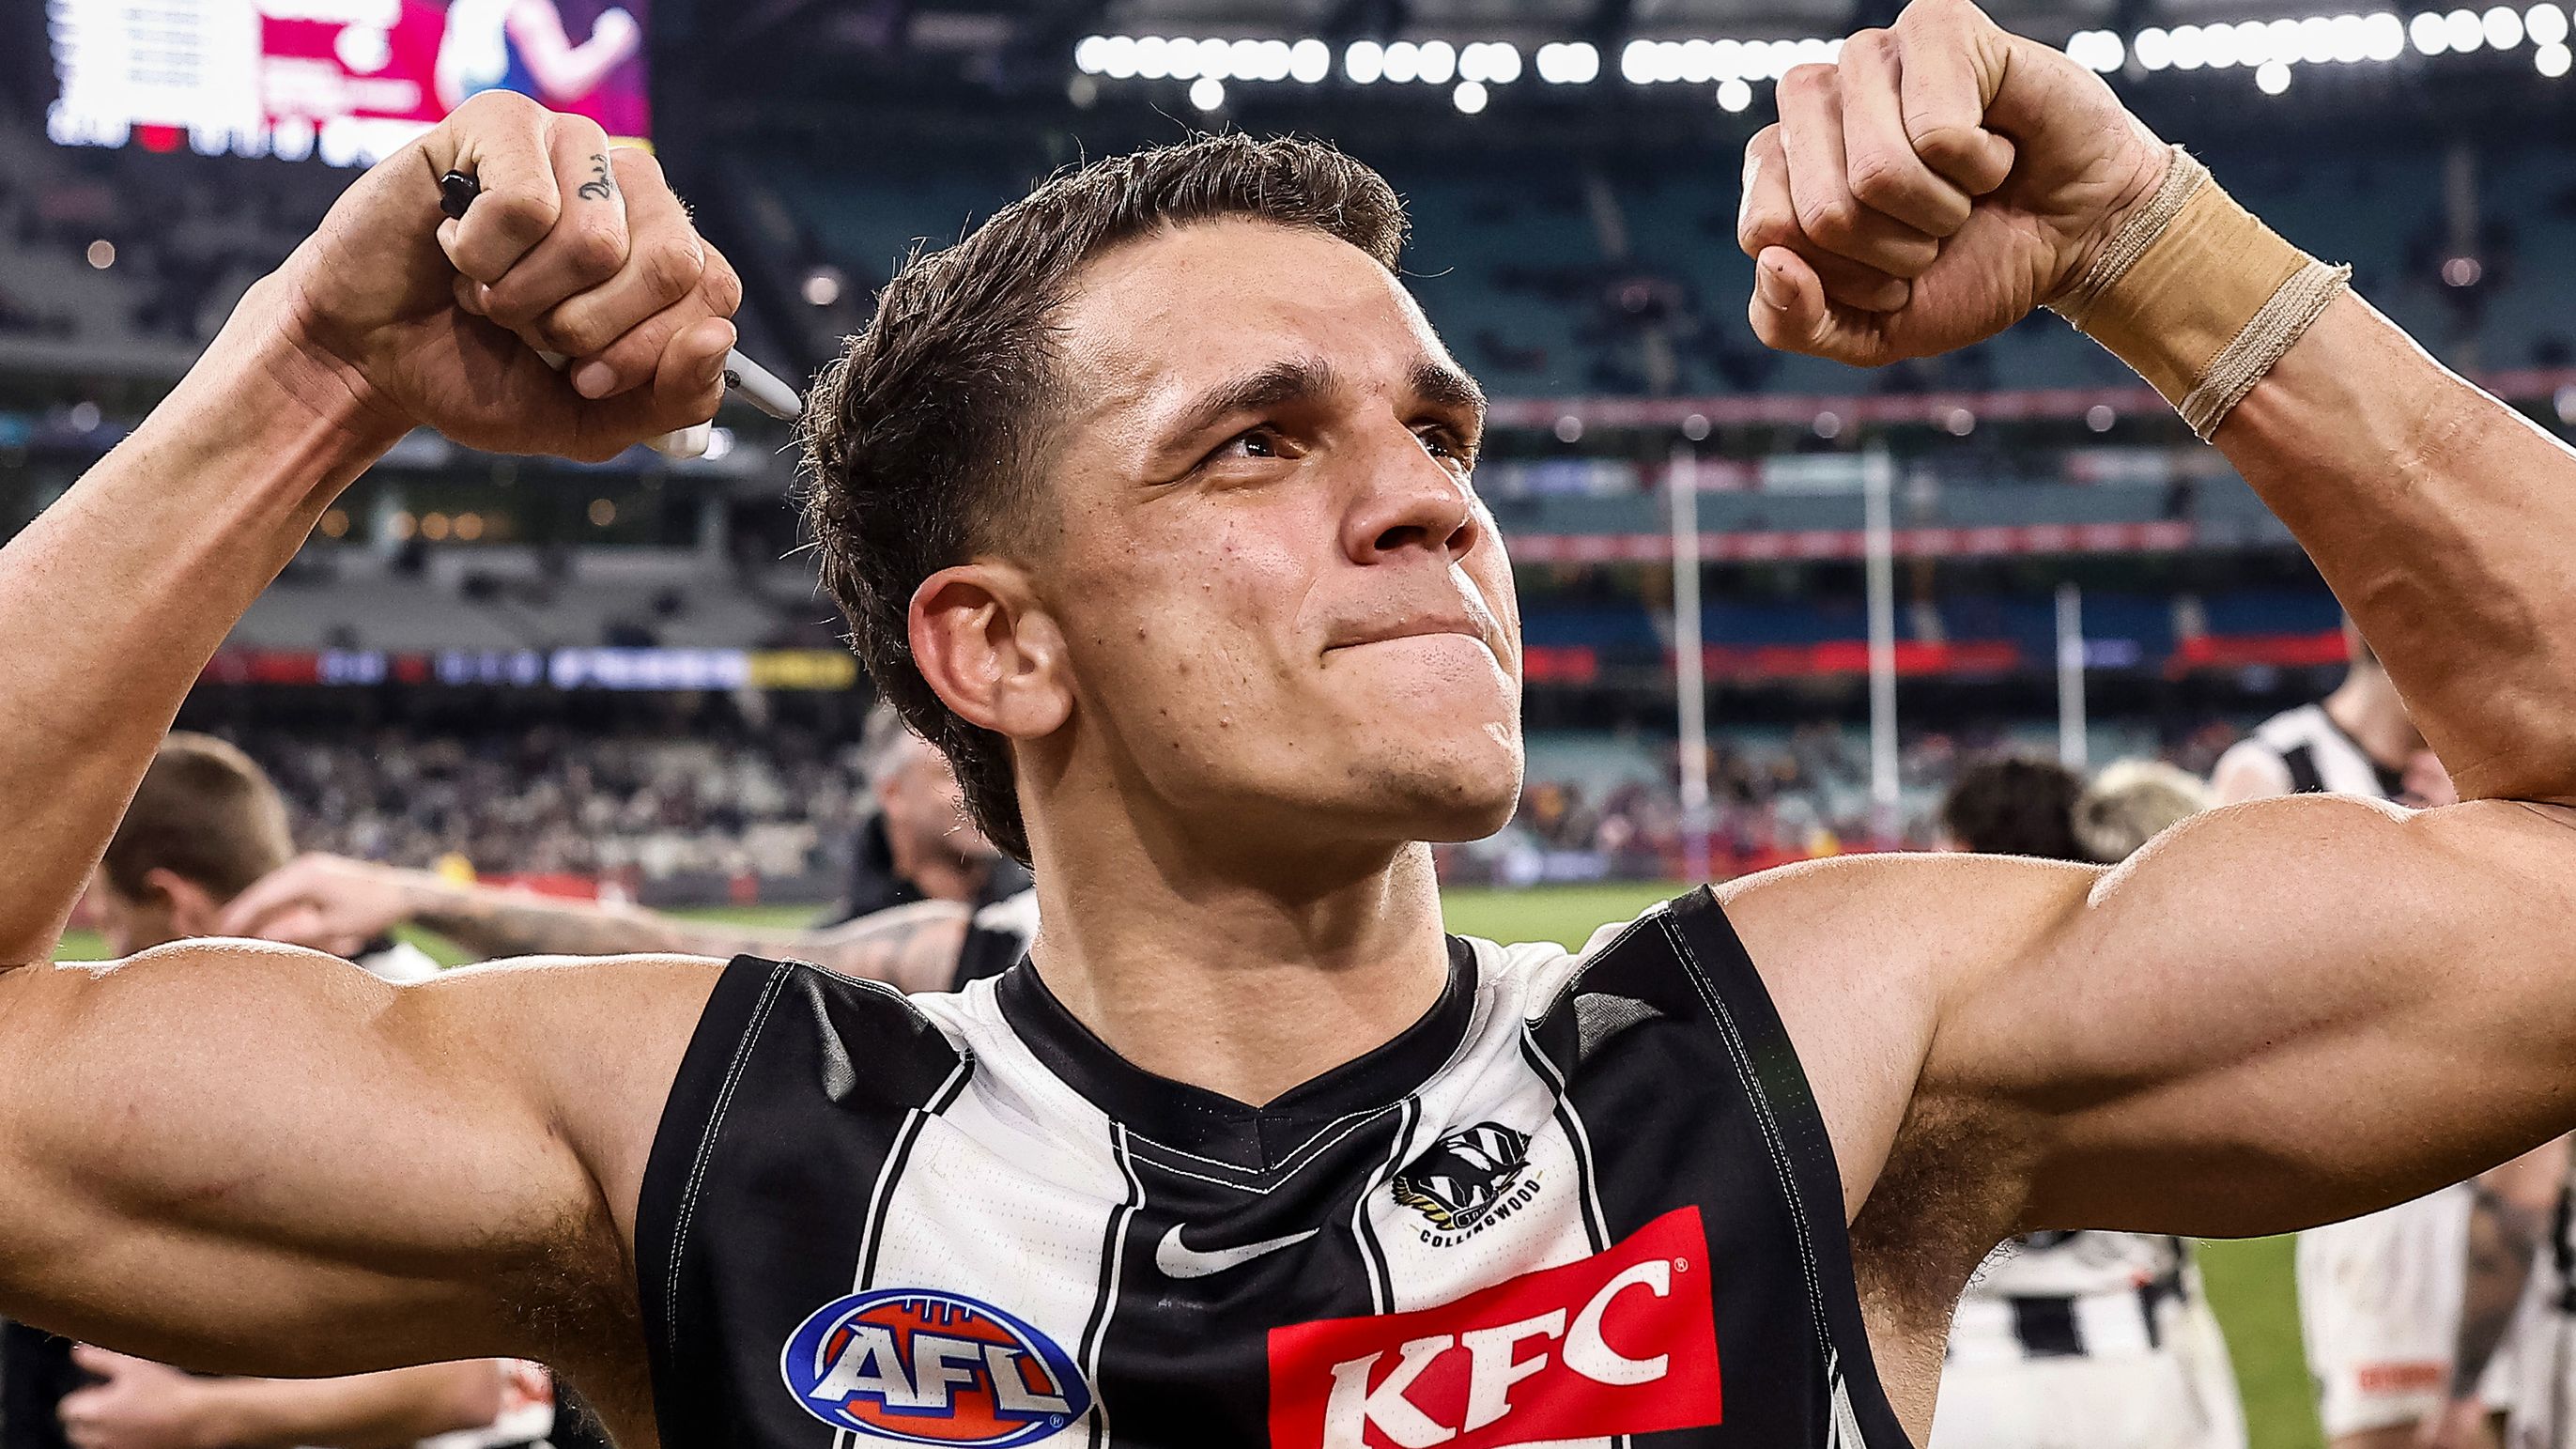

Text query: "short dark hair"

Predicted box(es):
[101, 732, 295, 902]
[799, 133, 1410, 863]
[1937, 756, 2087, 862]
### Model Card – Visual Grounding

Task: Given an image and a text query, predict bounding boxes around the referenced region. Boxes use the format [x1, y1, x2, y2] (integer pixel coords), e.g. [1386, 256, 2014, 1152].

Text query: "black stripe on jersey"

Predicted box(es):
[2008, 1297, 2084, 1357]
[1082, 1122, 1145, 1448]
[2281, 743, 2325, 794]
[855, 1057, 971, 1287]
[1517, 1026, 1609, 1253]
[638, 956, 794, 1364]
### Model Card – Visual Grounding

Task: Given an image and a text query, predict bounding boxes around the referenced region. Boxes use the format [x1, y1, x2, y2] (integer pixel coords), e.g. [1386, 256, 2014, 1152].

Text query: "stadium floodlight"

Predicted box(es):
[1454, 78, 1489, 112]
[1382, 39, 1421, 83]
[1675, 38, 1711, 83]
[2486, 4, 2526, 44]
[1102, 35, 1139, 78]
[2447, 8, 2486, 50]
[1488, 42, 1522, 83]
[1621, 38, 1658, 83]
[2531, 2, 2573, 41]
[1535, 40, 1599, 83]
[1345, 39, 1384, 83]
[1711, 37, 1746, 79]
[1224, 38, 1257, 80]
[1289, 38, 1331, 82]
[2065, 29, 2125, 71]
[1074, 35, 1109, 73]
[2329, 12, 2371, 58]
[2170, 23, 2208, 67]
[2413, 9, 2452, 49]
[2257, 57, 2294, 88]
[1419, 39, 1458, 83]
[2206, 24, 2242, 65]
[1165, 38, 1200, 79]
[2086, 405, 2118, 432]
[1189, 75, 1225, 110]
[2135, 25, 2174, 67]
[2291, 14, 2332, 60]
[2365, 12, 2409, 58]
[1136, 35, 1172, 78]
[2539, 35, 2574, 67]
[1717, 76, 1754, 110]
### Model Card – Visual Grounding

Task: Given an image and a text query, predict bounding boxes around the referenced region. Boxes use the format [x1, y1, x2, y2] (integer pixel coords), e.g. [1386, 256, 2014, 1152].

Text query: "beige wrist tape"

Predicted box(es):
[2048, 146, 2352, 439]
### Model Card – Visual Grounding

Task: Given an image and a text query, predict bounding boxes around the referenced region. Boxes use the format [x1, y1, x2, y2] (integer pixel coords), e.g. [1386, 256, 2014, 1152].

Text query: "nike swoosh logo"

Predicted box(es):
[1153, 1224, 1319, 1279]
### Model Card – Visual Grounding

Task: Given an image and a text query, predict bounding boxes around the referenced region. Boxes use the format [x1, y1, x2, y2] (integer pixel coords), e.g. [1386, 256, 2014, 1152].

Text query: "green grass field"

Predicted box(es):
[54, 883, 2324, 1447]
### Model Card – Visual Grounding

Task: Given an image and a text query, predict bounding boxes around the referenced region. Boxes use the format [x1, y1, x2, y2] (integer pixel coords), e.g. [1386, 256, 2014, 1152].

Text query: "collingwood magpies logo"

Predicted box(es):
[1392, 1122, 1542, 1245]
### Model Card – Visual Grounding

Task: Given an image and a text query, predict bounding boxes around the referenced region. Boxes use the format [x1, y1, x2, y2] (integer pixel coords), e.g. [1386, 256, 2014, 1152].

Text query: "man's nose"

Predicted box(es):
[1343, 432, 1481, 565]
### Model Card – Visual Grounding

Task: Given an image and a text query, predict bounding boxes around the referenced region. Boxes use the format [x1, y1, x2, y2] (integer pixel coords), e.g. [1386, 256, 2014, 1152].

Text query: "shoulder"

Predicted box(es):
[1711, 853, 2100, 1217]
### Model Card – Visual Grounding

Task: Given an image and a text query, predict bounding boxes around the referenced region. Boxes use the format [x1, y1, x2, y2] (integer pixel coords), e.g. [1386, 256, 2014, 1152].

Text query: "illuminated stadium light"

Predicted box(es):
[1382, 40, 1421, 83]
[1135, 35, 1173, 79]
[1621, 39, 1659, 83]
[2136, 25, 2174, 68]
[801, 267, 841, 307]
[1717, 76, 1754, 110]
[1943, 408, 1977, 437]
[2170, 23, 2210, 67]
[1188, 75, 1226, 110]
[1417, 39, 1458, 84]
[1535, 42, 1599, 83]
[1165, 39, 1202, 80]
[2257, 58, 2294, 89]
[2486, 4, 2527, 44]
[2366, 13, 2410, 57]
[1815, 410, 1845, 439]
[2065, 29, 2126, 70]
[1345, 39, 1384, 83]
[1289, 38, 1331, 82]
[2205, 23, 2243, 64]
[2531, 3, 2572, 43]
[1074, 35, 1108, 72]
[2086, 405, 2119, 432]
[85, 239, 113, 269]
[1101, 35, 1139, 77]
[1554, 414, 1584, 442]
[1682, 413, 1712, 440]
[2539, 36, 2574, 68]
[2413, 9, 2452, 48]
[1453, 79, 1489, 112]
[2447, 8, 2486, 50]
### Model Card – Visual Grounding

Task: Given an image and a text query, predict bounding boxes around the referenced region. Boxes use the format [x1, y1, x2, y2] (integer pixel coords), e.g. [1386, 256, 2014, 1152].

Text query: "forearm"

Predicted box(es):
[0, 280, 400, 963]
[407, 876, 966, 987]
[2214, 293, 2576, 803]
[193, 1363, 504, 1449]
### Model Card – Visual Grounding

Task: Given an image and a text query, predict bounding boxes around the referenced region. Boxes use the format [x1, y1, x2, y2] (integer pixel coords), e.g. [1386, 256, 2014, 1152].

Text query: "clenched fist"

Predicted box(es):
[259, 90, 742, 461]
[1738, 0, 2169, 365]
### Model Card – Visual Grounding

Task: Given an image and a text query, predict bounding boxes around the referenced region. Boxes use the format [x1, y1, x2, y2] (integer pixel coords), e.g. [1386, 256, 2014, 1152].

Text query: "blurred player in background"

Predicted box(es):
[2508, 1158, 2576, 1448]
[6, 734, 559, 1449]
[1928, 758, 2245, 1449]
[2213, 630, 2557, 1449]
[218, 704, 1034, 992]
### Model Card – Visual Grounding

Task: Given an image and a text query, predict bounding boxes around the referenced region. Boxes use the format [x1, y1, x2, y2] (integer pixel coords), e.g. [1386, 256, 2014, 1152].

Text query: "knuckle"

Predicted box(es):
[487, 191, 559, 248]
[640, 235, 705, 302]
[539, 308, 613, 360]
[702, 251, 745, 316]
[1797, 195, 1860, 247]
[611, 146, 666, 186]
[566, 218, 628, 283]
[1843, 28, 1895, 62]
[1780, 63, 1835, 99]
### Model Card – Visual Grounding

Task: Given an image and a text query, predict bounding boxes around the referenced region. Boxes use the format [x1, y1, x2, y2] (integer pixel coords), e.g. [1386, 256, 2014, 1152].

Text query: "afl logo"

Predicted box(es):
[779, 1289, 1090, 1446]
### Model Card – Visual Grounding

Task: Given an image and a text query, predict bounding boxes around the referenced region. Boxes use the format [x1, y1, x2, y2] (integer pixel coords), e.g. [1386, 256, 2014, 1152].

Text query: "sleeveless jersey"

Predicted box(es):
[632, 888, 1910, 1449]
[2212, 703, 2405, 799]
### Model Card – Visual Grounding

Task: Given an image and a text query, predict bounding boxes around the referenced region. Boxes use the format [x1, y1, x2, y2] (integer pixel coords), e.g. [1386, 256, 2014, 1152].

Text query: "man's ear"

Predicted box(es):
[146, 868, 224, 941]
[907, 562, 1073, 742]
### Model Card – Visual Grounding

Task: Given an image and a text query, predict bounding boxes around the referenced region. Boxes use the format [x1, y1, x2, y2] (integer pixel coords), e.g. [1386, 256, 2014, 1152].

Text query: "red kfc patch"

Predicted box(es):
[1267, 1206, 1721, 1449]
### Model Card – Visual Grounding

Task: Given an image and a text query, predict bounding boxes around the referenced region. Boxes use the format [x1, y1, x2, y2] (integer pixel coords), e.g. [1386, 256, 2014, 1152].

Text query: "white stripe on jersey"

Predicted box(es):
[2214, 701, 2395, 799]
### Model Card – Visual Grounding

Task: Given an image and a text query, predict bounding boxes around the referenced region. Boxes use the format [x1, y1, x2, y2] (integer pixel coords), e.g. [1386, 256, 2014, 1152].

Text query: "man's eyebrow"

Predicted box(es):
[1410, 359, 1488, 425]
[1159, 358, 1337, 445]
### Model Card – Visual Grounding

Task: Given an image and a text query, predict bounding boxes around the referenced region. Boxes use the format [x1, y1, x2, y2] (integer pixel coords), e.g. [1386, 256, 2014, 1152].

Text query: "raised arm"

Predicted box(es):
[1729, 0, 2576, 1284]
[56, 1349, 515, 1449]
[0, 90, 736, 1393]
[216, 853, 970, 993]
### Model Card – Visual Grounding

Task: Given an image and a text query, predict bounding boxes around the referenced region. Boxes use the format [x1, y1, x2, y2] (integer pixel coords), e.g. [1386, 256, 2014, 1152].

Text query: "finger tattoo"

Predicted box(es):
[578, 153, 617, 203]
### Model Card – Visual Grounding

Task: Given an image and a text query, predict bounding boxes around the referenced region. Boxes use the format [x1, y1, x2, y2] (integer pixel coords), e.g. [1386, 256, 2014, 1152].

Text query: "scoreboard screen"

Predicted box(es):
[47, 0, 651, 167]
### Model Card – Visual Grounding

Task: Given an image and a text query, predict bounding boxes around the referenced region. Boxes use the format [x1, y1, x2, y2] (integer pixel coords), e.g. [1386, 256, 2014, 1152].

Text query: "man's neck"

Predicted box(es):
[2322, 668, 2423, 769]
[1023, 822, 1453, 1108]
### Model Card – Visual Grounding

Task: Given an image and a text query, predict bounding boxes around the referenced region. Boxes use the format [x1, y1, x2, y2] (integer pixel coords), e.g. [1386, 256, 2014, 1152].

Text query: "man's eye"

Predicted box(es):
[1214, 426, 1282, 461]
[1418, 429, 1475, 468]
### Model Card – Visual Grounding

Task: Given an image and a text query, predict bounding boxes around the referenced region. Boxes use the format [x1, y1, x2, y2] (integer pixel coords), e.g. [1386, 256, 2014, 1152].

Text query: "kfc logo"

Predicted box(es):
[1268, 1206, 1720, 1448]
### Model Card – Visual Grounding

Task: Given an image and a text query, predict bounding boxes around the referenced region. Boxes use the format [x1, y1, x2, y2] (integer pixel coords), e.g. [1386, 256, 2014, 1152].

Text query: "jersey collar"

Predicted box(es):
[995, 938, 1477, 1172]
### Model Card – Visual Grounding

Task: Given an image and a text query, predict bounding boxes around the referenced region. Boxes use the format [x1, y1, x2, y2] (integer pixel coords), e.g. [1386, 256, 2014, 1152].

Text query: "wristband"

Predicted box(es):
[2048, 146, 2352, 439]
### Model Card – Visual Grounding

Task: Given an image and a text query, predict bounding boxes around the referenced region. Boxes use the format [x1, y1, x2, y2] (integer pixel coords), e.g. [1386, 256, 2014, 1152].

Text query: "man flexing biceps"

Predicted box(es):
[8, 7, 2576, 1447]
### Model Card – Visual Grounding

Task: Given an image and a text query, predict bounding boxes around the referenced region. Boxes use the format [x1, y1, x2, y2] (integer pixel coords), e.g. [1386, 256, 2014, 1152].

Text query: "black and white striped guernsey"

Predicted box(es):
[632, 887, 1909, 1449]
